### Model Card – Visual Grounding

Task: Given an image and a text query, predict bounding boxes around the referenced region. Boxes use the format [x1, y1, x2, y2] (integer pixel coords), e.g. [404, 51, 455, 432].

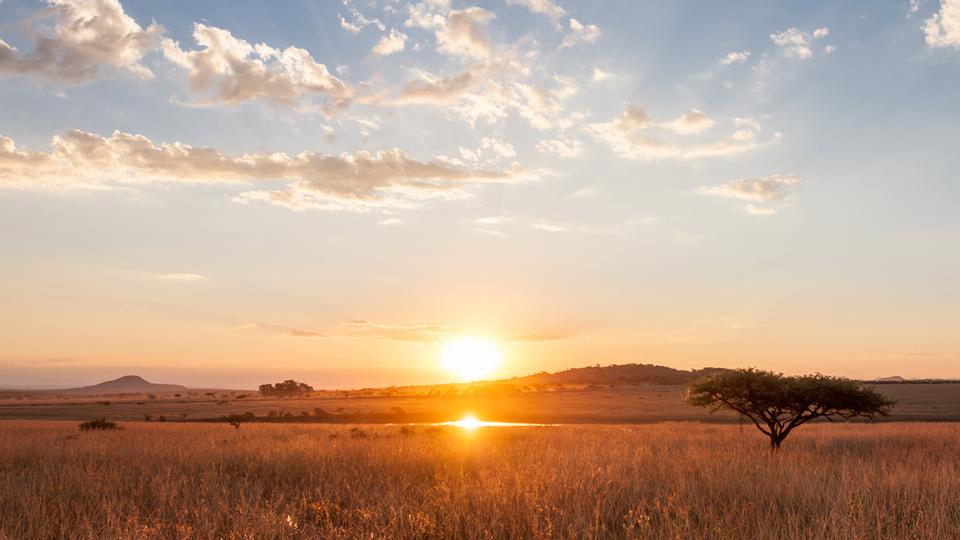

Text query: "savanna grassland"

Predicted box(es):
[1, 421, 958, 539]
[2, 382, 958, 424]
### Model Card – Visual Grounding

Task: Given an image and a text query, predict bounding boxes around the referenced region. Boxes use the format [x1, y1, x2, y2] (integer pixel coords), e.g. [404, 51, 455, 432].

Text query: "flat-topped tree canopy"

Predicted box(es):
[685, 368, 896, 450]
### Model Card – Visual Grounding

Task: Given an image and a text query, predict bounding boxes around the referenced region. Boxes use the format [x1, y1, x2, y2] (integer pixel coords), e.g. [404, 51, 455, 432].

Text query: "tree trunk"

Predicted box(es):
[769, 434, 783, 452]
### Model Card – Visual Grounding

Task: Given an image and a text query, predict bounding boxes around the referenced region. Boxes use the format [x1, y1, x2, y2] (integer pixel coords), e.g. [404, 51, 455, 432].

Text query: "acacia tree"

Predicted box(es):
[685, 368, 895, 451]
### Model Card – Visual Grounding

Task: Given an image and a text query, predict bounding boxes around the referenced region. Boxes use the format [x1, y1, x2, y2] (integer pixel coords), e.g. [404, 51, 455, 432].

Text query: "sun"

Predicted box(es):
[441, 336, 501, 381]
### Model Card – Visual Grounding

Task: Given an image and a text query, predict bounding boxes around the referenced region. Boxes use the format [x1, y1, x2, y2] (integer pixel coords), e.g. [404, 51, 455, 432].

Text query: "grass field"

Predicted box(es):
[2, 383, 958, 424]
[1, 421, 958, 539]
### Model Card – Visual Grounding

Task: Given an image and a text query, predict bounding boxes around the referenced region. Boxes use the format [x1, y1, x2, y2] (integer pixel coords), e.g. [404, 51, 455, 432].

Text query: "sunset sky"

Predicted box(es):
[1, 0, 958, 388]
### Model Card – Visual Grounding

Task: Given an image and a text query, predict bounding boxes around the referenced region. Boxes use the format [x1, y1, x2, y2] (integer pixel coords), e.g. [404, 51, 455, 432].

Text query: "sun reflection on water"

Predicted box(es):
[438, 415, 547, 430]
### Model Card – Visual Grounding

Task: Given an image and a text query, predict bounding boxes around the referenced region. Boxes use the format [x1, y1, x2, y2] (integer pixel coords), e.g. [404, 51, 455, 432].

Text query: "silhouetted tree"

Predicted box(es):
[258, 379, 314, 397]
[685, 368, 895, 451]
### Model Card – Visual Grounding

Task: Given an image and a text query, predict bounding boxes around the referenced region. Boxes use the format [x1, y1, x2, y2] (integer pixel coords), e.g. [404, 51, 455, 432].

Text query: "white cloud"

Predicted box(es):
[0, 0, 163, 83]
[377, 218, 404, 225]
[721, 50, 751, 65]
[770, 28, 813, 59]
[457, 137, 516, 165]
[532, 222, 570, 232]
[480, 137, 517, 159]
[161, 24, 349, 107]
[436, 7, 496, 59]
[536, 138, 582, 158]
[592, 68, 612, 82]
[156, 272, 207, 282]
[925, 0, 960, 48]
[474, 228, 510, 237]
[586, 105, 776, 160]
[339, 9, 385, 34]
[393, 65, 484, 105]
[560, 18, 601, 49]
[770, 27, 830, 59]
[661, 109, 715, 135]
[371, 29, 408, 56]
[505, 0, 567, 26]
[696, 174, 802, 214]
[474, 216, 512, 225]
[0, 128, 536, 210]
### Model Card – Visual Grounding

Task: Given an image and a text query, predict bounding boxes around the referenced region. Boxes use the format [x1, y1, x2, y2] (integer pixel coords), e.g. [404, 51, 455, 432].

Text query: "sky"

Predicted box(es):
[1, 0, 958, 389]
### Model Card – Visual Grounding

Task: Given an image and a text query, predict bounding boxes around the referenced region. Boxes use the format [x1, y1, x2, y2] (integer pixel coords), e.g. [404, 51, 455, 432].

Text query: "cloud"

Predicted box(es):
[161, 23, 349, 107]
[244, 318, 568, 343]
[393, 64, 485, 105]
[536, 138, 582, 158]
[388, 60, 581, 130]
[696, 174, 802, 214]
[586, 105, 773, 159]
[505, 0, 567, 26]
[560, 18, 601, 49]
[474, 216, 512, 225]
[377, 218, 403, 225]
[156, 272, 207, 281]
[371, 29, 408, 56]
[661, 109, 715, 135]
[721, 50, 751, 65]
[532, 221, 570, 232]
[0, 128, 536, 210]
[925, 0, 960, 48]
[770, 27, 831, 59]
[592, 68, 612, 82]
[436, 7, 496, 59]
[0, 0, 163, 83]
[339, 8, 385, 34]
[770, 28, 813, 59]
[404, 3, 496, 60]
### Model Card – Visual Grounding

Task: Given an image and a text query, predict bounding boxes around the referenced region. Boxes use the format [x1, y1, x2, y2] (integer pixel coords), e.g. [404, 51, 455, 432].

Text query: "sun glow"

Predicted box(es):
[441, 336, 501, 381]
[451, 415, 484, 430]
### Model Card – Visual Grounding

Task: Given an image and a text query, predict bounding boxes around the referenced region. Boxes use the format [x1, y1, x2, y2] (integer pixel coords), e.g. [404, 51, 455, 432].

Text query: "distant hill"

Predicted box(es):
[59, 375, 187, 395]
[508, 363, 723, 386]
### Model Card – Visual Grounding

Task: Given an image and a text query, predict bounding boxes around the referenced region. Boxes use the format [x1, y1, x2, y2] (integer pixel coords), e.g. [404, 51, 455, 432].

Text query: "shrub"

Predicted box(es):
[259, 379, 314, 397]
[79, 419, 118, 431]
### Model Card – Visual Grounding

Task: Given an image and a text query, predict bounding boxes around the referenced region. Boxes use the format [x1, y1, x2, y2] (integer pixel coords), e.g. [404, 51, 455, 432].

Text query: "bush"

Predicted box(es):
[259, 379, 314, 397]
[79, 419, 118, 431]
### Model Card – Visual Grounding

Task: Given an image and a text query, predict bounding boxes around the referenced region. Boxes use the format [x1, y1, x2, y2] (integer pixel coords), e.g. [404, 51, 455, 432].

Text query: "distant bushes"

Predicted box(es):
[259, 379, 314, 397]
[79, 419, 119, 431]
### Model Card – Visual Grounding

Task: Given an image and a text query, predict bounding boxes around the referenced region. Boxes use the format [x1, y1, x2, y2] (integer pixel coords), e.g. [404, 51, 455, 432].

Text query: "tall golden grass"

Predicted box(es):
[0, 421, 957, 539]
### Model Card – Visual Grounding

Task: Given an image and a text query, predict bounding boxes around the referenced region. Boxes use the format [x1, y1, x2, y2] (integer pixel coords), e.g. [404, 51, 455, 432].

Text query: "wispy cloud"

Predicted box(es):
[586, 105, 778, 160]
[696, 174, 802, 215]
[0, 128, 537, 210]
[240, 319, 569, 343]
[156, 272, 207, 282]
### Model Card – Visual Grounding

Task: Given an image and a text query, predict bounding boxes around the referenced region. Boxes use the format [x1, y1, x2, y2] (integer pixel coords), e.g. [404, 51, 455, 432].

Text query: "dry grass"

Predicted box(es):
[1, 421, 958, 539]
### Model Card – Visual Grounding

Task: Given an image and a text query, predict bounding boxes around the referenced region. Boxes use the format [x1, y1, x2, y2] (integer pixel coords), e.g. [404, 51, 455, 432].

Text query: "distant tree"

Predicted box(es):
[258, 379, 314, 397]
[685, 368, 895, 451]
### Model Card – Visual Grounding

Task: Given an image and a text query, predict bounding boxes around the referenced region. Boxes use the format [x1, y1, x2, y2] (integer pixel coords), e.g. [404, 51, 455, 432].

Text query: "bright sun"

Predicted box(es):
[441, 337, 501, 381]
